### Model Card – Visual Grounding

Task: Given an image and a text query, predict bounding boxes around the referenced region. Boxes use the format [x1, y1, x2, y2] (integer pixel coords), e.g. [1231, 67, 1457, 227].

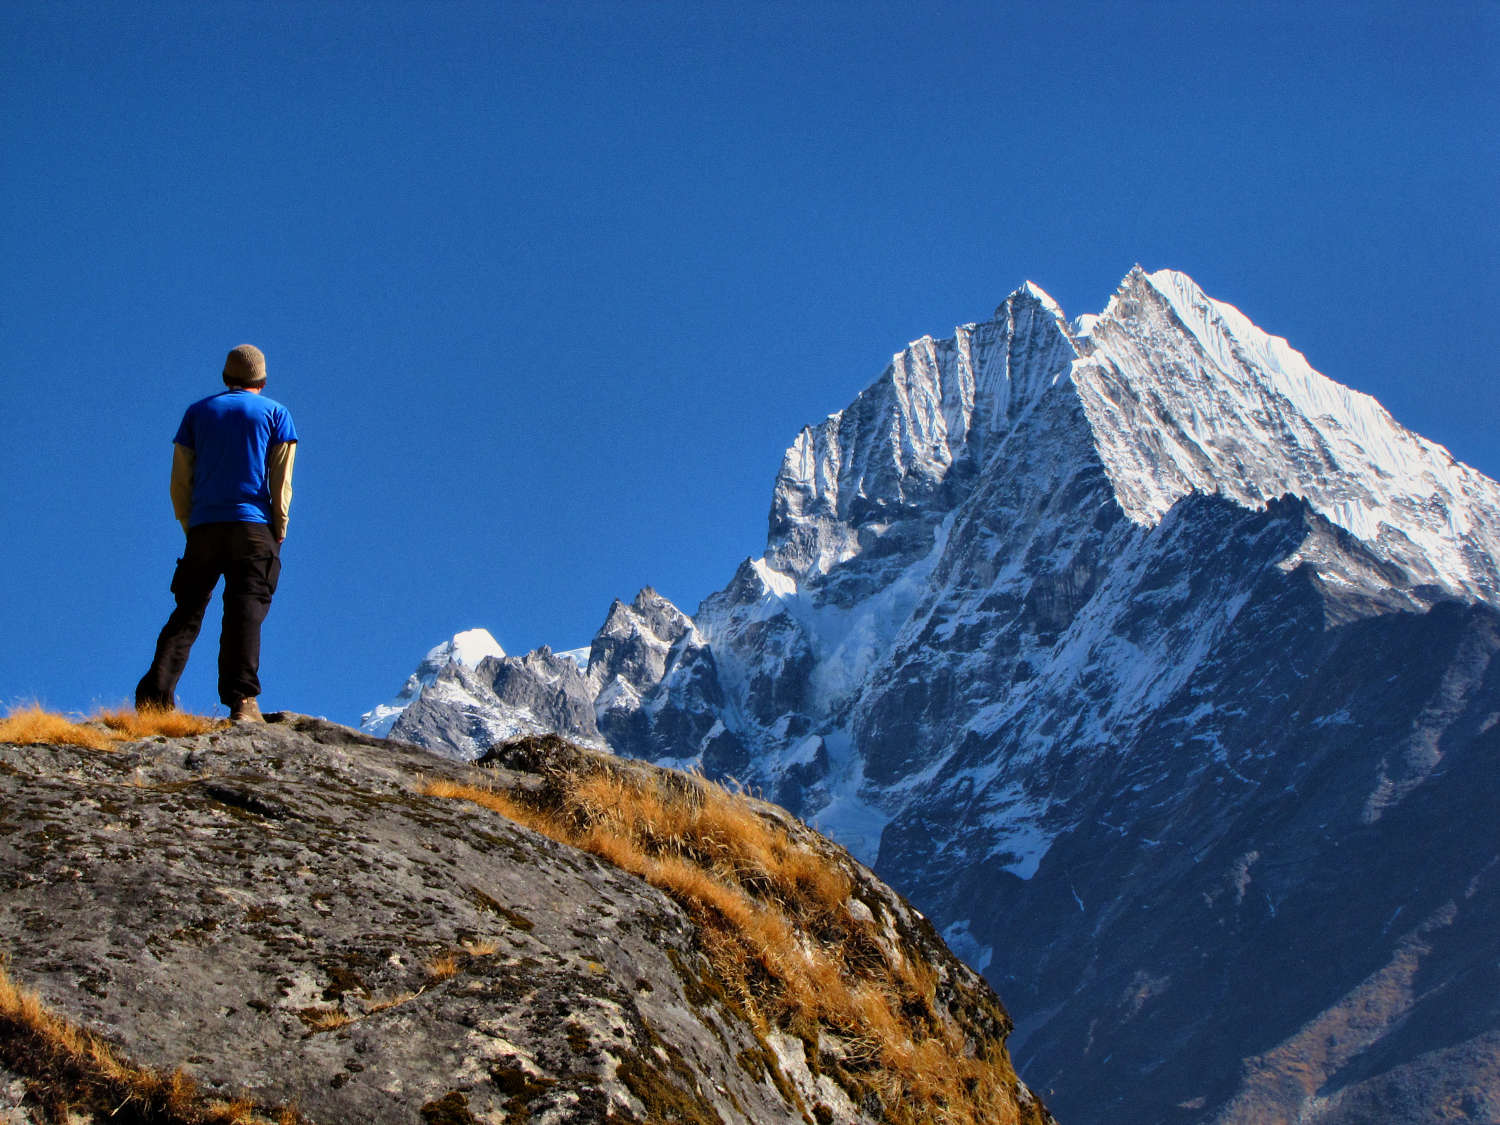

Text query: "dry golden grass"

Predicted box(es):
[297, 1004, 353, 1033]
[97, 705, 223, 739]
[0, 958, 304, 1123]
[0, 704, 115, 751]
[363, 989, 419, 1015]
[424, 952, 460, 983]
[424, 759, 1028, 1125]
[0, 703, 224, 751]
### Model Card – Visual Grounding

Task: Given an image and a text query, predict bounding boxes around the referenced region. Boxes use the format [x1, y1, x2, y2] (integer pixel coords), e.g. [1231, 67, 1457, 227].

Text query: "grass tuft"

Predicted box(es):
[0, 703, 224, 751]
[297, 1004, 353, 1033]
[424, 952, 460, 983]
[0, 704, 115, 751]
[423, 752, 1033, 1125]
[97, 705, 223, 739]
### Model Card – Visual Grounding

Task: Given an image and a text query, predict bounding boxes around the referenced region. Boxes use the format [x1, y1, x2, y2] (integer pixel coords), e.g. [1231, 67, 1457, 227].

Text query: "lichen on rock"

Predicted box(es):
[0, 713, 1050, 1124]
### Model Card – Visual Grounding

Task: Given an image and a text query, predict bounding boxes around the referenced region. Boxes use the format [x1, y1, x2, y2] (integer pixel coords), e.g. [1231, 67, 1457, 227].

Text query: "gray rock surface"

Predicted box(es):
[0, 714, 1047, 1125]
[0, 1066, 34, 1125]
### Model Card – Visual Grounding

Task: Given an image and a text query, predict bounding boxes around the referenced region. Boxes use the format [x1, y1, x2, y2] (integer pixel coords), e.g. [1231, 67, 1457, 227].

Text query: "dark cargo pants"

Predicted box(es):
[136, 522, 282, 708]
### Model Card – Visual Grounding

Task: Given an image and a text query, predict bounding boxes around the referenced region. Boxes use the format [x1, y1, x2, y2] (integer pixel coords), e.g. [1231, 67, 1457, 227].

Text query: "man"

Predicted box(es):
[136, 344, 298, 722]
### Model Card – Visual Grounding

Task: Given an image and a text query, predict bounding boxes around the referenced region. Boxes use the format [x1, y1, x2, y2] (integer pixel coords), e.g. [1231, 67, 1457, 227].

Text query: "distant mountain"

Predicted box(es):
[360, 626, 506, 738]
[364, 268, 1500, 1124]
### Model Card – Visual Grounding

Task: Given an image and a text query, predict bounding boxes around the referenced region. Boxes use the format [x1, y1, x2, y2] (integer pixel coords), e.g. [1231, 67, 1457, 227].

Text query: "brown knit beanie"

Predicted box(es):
[223, 344, 267, 388]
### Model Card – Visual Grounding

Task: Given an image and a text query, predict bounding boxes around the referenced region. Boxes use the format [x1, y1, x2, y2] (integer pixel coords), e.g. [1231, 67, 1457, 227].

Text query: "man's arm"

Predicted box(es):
[268, 441, 296, 542]
[170, 443, 195, 535]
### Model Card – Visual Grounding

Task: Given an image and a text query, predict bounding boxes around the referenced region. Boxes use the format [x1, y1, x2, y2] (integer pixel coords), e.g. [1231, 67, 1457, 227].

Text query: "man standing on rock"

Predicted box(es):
[136, 345, 298, 722]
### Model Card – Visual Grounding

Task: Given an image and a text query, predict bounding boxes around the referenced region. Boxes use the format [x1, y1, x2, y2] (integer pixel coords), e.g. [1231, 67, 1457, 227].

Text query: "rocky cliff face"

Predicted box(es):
[0, 714, 1050, 1125]
[363, 268, 1500, 1123]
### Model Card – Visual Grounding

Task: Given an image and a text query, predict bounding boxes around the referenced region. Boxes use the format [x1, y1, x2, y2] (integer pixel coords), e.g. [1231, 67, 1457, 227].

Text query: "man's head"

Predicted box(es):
[223, 344, 267, 389]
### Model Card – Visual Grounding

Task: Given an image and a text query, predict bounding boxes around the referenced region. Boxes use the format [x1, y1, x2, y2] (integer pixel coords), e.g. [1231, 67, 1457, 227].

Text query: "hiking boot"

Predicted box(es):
[229, 697, 265, 723]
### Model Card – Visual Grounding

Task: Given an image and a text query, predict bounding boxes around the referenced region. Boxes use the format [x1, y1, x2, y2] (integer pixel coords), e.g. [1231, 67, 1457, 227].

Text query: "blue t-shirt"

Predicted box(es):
[174, 390, 298, 527]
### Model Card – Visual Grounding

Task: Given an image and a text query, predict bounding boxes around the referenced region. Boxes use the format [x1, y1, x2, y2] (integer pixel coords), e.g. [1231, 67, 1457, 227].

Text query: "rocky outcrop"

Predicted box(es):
[0, 714, 1050, 1125]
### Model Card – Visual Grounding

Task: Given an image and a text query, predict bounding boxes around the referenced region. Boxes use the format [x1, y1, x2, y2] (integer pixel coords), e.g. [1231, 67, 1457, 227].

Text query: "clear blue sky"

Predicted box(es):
[3, 1, 1496, 724]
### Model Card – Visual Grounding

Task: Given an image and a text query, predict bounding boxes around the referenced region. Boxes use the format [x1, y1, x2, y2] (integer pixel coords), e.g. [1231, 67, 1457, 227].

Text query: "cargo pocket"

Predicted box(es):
[228, 550, 280, 607]
[170, 555, 218, 606]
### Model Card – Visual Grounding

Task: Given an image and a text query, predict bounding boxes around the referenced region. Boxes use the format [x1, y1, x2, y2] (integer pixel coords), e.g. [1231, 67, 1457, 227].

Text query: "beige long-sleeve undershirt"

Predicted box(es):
[170, 441, 296, 540]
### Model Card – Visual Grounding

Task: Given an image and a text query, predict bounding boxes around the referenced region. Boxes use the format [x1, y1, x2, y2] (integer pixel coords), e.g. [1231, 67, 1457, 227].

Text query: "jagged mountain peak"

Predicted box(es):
[370, 267, 1500, 749]
[373, 266, 1500, 744]
[1097, 266, 1356, 413]
[1004, 279, 1068, 323]
[591, 588, 694, 667]
[766, 278, 1080, 580]
[1076, 267, 1500, 603]
[761, 263, 1500, 606]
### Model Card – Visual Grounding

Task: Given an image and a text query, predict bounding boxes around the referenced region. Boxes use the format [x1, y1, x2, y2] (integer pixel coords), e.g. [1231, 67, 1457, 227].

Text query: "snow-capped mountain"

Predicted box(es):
[360, 627, 504, 737]
[364, 268, 1500, 1124]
